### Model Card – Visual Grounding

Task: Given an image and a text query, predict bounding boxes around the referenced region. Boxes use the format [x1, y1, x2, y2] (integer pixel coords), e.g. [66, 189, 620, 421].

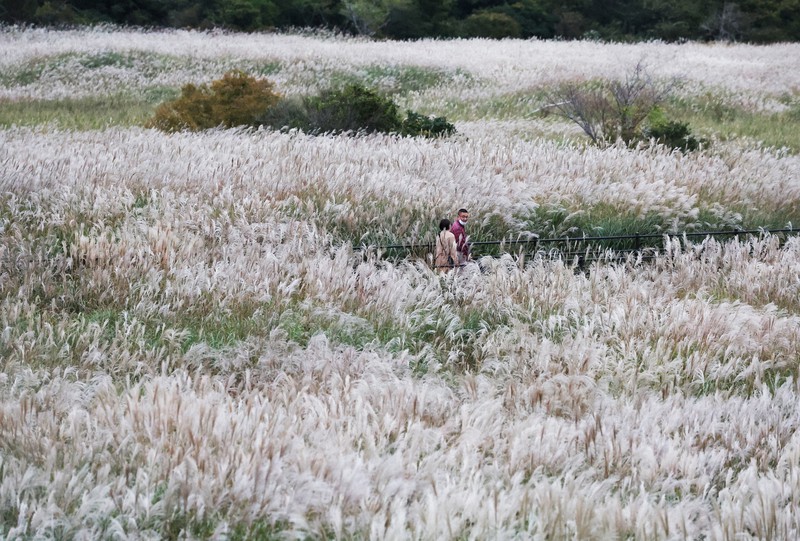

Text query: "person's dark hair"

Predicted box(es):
[458, 208, 468, 214]
[439, 218, 451, 231]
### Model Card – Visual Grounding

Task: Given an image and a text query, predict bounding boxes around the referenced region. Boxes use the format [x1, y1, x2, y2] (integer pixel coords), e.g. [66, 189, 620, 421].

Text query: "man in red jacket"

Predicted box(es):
[450, 208, 470, 266]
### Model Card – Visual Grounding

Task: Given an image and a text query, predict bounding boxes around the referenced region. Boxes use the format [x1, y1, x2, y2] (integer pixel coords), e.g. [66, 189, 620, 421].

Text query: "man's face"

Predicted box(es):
[458, 211, 469, 223]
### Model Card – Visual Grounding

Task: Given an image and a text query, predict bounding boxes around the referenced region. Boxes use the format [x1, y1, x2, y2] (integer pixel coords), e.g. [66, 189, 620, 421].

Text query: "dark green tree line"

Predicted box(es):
[2, 0, 799, 42]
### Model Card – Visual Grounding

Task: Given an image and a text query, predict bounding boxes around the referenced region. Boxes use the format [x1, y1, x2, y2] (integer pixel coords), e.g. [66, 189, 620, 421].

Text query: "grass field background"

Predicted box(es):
[1, 27, 800, 540]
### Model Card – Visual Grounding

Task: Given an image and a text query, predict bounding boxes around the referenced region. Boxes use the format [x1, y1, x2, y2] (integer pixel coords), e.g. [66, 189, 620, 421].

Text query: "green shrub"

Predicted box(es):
[401, 111, 456, 137]
[645, 107, 702, 152]
[256, 96, 311, 131]
[148, 74, 456, 138]
[254, 83, 457, 139]
[146, 70, 281, 132]
[304, 84, 401, 135]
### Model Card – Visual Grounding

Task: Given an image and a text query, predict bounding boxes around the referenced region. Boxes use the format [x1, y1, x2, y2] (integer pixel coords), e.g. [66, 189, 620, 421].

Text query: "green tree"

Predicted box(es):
[273, 0, 343, 27]
[701, 1, 745, 41]
[215, 0, 279, 30]
[1, 0, 39, 22]
[33, 0, 82, 25]
[461, 11, 522, 38]
[554, 10, 588, 38]
[645, 0, 708, 41]
[383, 0, 456, 39]
[3, 0, 799, 42]
[453, 0, 504, 18]
[340, 0, 411, 35]
[484, 0, 557, 38]
[735, 0, 800, 42]
[66, 0, 168, 26]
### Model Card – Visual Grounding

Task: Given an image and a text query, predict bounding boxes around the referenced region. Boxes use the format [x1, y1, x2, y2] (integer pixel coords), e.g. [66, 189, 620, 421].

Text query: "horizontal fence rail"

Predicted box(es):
[363, 228, 799, 267]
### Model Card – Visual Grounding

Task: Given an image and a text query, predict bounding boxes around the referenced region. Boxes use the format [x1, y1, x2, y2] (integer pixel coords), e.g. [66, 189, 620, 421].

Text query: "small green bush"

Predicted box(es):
[258, 84, 456, 138]
[645, 107, 702, 152]
[304, 84, 401, 135]
[255, 96, 311, 131]
[401, 111, 456, 138]
[146, 70, 281, 132]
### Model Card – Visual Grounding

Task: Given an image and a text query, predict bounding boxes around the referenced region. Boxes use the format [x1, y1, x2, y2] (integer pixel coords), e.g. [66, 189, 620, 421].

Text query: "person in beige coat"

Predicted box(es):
[434, 218, 459, 272]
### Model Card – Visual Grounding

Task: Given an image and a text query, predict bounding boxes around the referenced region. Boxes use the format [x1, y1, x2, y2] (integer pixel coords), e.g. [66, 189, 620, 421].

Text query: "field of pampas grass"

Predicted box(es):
[2, 27, 800, 540]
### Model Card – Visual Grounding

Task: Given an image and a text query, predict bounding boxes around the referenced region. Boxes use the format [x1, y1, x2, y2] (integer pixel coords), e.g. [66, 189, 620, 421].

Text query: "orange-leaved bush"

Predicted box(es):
[147, 70, 281, 132]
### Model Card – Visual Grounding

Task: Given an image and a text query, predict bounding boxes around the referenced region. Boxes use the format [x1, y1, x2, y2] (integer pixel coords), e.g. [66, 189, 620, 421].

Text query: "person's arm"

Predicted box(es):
[449, 235, 459, 266]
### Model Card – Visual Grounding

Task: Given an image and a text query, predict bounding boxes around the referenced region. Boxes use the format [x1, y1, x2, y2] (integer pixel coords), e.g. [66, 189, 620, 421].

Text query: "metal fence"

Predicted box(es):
[367, 227, 799, 268]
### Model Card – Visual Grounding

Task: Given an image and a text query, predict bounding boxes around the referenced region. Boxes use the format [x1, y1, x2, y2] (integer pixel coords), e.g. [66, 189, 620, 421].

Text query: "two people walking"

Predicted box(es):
[435, 208, 470, 272]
